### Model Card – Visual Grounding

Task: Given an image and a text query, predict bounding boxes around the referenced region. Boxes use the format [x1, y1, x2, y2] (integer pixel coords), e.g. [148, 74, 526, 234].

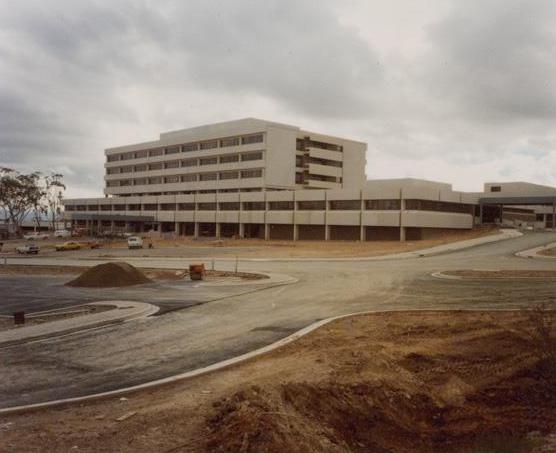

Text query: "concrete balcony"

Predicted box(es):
[307, 147, 343, 162]
[307, 163, 342, 178]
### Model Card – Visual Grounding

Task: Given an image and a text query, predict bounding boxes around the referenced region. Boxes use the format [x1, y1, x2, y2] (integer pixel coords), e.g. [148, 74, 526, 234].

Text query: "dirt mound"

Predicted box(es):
[65, 262, 151, 288]
[206, 311, 556, 453]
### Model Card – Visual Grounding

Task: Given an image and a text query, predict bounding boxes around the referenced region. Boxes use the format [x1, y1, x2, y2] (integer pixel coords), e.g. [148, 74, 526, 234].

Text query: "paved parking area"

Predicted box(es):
[1, 232, 556, 409]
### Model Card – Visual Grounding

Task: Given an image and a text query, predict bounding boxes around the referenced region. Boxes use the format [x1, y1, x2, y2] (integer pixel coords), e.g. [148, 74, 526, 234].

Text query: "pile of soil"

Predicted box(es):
[65, 262, 151, 288]
[206, 311, 556, 453]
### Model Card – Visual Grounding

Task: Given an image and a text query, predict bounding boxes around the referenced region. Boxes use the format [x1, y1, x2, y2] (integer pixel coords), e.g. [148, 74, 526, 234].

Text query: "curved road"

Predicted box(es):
[2, 232, 556, 409]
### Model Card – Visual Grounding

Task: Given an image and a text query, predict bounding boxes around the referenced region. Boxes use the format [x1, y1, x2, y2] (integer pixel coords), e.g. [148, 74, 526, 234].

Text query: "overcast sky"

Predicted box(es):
[1, 0, 555, 197]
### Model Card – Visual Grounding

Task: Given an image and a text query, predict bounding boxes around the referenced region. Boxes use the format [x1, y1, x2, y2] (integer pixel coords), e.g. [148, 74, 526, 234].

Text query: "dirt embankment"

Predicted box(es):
[443, 269, 556, 279]
[539, 246, 556, 257]
[1, 311, 554, 453]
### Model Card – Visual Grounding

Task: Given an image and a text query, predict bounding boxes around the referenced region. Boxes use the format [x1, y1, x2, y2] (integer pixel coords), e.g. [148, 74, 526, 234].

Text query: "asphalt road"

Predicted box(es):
[1, 232, 556, 409]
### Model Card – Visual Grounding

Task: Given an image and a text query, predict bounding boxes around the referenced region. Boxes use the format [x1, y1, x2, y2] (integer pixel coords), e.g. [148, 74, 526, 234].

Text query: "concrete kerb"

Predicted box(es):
[0, 301, 159, 348]
[0, 306, 534, 416]
[515, 241, 556, 260]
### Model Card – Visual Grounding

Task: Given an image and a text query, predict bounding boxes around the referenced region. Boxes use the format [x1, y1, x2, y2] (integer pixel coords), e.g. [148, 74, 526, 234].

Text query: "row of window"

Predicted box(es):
[106, 169, 264, 187]
[66, 199, 473, 213]
[106, 134, 264, 162]
[296, 137, 343, 152]
[106, 152, 264, 174]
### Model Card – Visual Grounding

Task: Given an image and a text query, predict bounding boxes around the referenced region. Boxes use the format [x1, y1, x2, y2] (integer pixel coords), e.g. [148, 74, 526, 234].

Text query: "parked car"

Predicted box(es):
[16, 244, 40, 254]
[23, 232, 49, 240]
[55, 241, 81, 251]
[127, 236, 143, 249]
[54, 229, 72, 238]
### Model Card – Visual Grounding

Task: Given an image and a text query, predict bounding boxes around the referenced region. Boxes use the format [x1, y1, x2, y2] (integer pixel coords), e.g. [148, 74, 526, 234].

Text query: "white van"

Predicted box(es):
[127, 236, 143, 249]
[54, 229, 71, 238]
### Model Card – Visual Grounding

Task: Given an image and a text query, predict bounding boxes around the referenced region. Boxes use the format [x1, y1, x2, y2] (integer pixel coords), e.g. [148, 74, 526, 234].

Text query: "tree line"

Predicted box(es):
[0, 167, 66, 236]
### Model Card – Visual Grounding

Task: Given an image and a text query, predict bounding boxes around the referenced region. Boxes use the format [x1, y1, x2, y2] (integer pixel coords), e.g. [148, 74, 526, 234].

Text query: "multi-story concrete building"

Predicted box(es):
[63, 118, 556, 240]
[103, 118, 366, 196]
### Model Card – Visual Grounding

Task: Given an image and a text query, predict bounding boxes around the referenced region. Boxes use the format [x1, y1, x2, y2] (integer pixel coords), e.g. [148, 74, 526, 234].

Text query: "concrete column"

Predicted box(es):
[264, 223, 270, 240]
[194, 222, 199, 238]
[292, 191, 297, 241]
[174, 222, 180, 237]
[215, 223, 221, 239]
[479, 204, 483, 225]
[359, 190, 365, 242]
[324, 191, 329, 241]
[293, 224, 299, 241]
[239, 223, 245, 238]
[110, 220, 115, 233]
[399, 192, 406, 242]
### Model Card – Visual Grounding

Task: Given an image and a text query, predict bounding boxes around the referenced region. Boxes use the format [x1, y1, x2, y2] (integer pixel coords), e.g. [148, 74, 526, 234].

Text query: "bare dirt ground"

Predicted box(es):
[443, 269, 556, 279]
[0, 227, 497, 258]
[1, 310, 554, 453]
[102, 227, 498, 258]
[0, 304, 114, 332]
[0, 265, 266, 281]
[539, 246, 556, 257]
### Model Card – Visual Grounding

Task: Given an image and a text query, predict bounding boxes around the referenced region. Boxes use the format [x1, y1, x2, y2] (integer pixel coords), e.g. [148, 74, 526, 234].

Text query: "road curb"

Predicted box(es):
[0, 301, 159, 348]
[515, 241, 556, 260]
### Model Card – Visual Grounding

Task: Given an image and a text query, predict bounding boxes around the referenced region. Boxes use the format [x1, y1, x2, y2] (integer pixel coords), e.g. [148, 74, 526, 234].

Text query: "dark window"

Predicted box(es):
[65, 205, 75, 211]
[200, 140, 218, 150]
[149, 149, 164, 157]
[329, 200, 360, 210]
[198, 202, 216, 211]
[269, 201, 294, 210]
[241, 169, 263, 178]
[365, 199, 401, 210]
[178, 203, 195, 210]
[220, 137, 240, 147]
[148, 177, 162, 184]
[127, 204, 141, 210]
[536, 214, 544, 221]
[241, 152, 263, 161]
[220, 154, 239, 163]
[134, 178, 147, 186]
[295, 156, 304, 167]
[164, 175, 180, 183]
[182, 142, 198, 152]
[200, 157, 218, 166]
[181, 174, 197, 182]
[199, 173, 217, 181]
[404, 199, 473, 214]
[87, 205, 99, 211]
[143, 204, 157, 210]
[134, 164, 147, 172]
[490, 186, 501, 192]
[100, 205, 112, 211]
[134, 150, 148, 159]
[181, 159, 197, 167]
[107, 154, 120, 162]
[113, 204, 126, 211]
[297, 200, 326, 210]
[149, 163, 163, 170]
[219, 171, 239, 180]
[160, 203, 176, 211]
[295, 173, 304, 184]
[165, 146, 180, 155]
[241, 134, 263, 145]
[165, 161, 180, 169]
[219, 202, 240, 210]
[242, 202, 265, 210]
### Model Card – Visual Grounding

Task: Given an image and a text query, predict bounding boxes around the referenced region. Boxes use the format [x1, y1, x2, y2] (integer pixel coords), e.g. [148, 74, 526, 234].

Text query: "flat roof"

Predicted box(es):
[479, 195, 556, 205]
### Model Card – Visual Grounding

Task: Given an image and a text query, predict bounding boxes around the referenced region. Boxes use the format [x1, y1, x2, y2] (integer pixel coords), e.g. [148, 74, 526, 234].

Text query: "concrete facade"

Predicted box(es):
[63, 118, 556, 240]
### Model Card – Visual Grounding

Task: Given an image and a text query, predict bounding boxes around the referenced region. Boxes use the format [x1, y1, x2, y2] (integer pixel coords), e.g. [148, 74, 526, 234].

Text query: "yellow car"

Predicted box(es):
[55, 241, 82, 251]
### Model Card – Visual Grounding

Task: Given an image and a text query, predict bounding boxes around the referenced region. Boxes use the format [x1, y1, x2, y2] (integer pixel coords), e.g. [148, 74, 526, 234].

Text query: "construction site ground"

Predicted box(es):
[0, 227, 497, 259]
[1, 310, 554, 453]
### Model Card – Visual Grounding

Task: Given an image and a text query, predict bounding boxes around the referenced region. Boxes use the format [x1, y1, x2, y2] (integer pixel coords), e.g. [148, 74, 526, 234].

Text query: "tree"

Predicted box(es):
[0, 168, 44, 236]
[44, 173, 66, 231]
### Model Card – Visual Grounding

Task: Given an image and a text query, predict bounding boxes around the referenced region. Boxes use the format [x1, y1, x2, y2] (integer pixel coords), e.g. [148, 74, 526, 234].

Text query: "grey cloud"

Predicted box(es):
[423, 0, 556, 121]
